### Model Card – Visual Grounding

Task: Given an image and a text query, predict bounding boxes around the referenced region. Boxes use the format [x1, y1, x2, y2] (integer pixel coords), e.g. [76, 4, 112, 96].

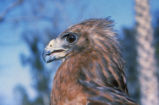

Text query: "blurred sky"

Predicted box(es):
[0, 0, 159, 105]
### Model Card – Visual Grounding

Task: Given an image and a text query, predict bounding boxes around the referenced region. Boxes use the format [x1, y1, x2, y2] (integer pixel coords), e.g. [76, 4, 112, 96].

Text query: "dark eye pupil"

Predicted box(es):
[66, 34, 76, 43]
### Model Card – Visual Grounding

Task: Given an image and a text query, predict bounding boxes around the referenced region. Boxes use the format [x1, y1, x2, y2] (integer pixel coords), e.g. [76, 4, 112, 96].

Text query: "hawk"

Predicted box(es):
[43, 18, 138, 105]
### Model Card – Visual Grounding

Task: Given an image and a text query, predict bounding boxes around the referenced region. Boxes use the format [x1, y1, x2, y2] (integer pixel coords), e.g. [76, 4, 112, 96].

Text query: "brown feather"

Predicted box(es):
[49, 18, 138, 105]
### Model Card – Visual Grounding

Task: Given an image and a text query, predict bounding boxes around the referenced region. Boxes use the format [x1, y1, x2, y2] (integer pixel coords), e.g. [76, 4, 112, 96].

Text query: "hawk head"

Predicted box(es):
[43, 18, 114, 63]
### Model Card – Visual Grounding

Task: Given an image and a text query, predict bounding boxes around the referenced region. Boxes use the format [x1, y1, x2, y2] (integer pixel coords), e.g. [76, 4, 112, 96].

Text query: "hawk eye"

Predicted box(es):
[65, 33, 77, 43]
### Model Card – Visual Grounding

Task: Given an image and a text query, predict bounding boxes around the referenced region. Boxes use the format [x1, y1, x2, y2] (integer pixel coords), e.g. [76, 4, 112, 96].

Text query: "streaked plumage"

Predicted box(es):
[43, 18, 138, 105]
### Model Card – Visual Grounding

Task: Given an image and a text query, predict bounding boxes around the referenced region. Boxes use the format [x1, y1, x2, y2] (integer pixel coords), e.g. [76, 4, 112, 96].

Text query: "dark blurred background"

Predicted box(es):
[0, 0, 159, 105]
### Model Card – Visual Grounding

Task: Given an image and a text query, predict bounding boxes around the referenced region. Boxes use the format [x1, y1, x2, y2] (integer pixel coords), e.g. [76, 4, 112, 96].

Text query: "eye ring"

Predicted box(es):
[64, 33, 77, 43]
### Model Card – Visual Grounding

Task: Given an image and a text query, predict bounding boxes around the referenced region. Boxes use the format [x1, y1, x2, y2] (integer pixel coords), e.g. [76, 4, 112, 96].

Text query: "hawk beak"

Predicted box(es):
[42, 39, 66, 63]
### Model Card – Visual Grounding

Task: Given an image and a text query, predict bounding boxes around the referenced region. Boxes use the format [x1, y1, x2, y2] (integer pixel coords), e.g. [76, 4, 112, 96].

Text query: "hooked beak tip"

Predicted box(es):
[42, 50, 55, 63]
